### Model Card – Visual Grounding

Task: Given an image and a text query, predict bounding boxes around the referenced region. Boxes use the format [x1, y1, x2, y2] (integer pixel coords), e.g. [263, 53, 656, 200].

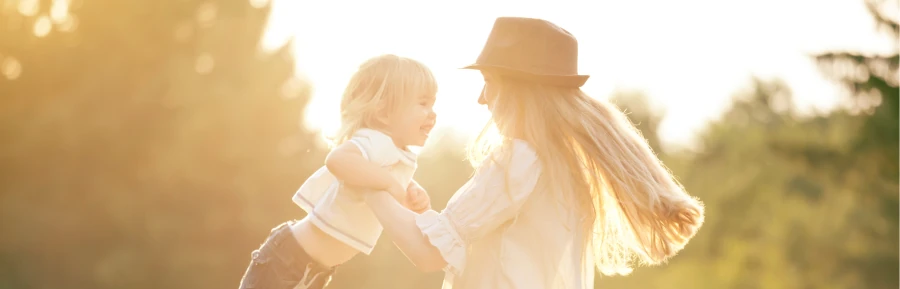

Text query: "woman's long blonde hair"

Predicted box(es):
[328, 54, 437, 147]
[468, 74, 704, 275]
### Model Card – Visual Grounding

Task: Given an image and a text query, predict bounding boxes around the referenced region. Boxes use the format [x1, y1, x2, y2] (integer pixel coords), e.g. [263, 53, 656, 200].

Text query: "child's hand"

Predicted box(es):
[405, 182, 431, 214]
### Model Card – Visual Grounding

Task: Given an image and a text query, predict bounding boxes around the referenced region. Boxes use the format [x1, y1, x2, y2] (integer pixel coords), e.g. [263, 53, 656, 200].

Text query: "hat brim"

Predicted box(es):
[461, 64, 589, 88]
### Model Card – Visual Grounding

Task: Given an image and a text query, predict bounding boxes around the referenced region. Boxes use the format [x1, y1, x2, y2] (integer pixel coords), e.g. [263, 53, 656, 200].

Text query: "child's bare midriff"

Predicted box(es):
[289, 218, 360, 268]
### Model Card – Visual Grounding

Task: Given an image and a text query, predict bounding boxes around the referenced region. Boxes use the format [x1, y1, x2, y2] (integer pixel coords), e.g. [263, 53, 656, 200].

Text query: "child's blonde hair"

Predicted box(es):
[328, 54, 437, 147]
[469, 73, 704, 275]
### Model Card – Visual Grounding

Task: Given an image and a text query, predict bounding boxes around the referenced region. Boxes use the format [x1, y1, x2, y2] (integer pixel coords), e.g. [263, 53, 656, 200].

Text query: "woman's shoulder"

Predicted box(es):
[510, 139, 536, 157]
[495, 139, 537, 162]
[482, 139, 540, 174]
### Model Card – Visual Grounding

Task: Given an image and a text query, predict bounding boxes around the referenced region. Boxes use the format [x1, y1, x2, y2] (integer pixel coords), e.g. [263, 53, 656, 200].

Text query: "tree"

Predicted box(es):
[807, 0, 899, 287]
[599, 1, 898, 287]
[0, 0, 320, 288]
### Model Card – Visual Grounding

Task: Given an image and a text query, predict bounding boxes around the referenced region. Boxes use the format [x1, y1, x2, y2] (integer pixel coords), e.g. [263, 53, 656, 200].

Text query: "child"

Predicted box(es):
[238, 54, 438, 289]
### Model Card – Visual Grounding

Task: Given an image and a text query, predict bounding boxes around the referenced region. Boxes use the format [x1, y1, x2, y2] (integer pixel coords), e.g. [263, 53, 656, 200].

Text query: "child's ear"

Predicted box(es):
[373, 109, 391, 127]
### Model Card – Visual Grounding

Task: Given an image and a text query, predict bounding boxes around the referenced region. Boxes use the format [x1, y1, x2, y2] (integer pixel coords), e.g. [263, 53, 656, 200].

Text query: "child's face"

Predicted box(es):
[385, 94, 437, 148]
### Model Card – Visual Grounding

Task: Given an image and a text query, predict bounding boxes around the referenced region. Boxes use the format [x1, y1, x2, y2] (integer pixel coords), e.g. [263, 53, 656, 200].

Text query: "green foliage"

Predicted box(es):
[0, 0, 895, 288]
[0, 0, 321, 288]
[601, 1, 898, 287]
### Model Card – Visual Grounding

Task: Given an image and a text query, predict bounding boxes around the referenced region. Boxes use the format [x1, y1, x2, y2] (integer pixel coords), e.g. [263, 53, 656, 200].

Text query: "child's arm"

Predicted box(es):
[325, 142, 407, 202]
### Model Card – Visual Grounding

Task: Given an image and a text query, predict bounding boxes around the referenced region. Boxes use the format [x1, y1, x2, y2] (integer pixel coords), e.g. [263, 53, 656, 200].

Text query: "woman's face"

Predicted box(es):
[478, 72, 498, 112]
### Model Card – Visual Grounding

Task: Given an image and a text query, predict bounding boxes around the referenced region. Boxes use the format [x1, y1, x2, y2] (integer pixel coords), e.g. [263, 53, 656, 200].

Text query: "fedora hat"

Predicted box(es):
[463, 17, 589, 88]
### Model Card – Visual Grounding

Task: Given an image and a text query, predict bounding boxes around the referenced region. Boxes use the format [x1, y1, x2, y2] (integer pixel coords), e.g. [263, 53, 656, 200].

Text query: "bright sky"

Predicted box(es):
[259, 0, 896, 150]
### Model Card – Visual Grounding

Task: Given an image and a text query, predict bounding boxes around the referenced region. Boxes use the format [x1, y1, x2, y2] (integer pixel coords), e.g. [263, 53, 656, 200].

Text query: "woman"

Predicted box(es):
[330, 17, 705, 289]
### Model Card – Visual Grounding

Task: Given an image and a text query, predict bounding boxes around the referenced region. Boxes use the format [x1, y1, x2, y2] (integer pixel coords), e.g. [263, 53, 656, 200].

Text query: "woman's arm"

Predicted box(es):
[365, 191, 448, 272]
[368, 141, 542, 274]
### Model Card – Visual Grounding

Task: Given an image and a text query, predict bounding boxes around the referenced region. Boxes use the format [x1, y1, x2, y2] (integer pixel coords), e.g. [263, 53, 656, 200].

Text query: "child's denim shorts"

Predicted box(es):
[238, 221, 335, 289]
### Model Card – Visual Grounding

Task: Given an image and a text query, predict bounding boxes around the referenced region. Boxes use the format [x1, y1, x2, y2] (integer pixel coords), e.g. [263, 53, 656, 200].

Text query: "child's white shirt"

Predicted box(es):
[292, 128, 417, 254]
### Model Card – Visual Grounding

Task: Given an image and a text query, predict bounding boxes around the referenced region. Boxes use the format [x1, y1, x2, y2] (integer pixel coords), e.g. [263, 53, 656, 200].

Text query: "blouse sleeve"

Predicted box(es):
[347, 129, 401, 166]
[415, 141, 542, 275]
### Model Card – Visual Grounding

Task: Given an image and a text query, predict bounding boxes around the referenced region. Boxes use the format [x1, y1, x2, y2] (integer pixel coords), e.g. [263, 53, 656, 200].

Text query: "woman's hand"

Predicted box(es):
[405, 182, 432, 213]
[364, 190, 448, 272]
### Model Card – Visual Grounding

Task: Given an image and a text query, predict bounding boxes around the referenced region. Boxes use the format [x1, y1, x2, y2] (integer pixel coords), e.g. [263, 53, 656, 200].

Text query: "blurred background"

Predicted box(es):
[0, 0, 897, 288]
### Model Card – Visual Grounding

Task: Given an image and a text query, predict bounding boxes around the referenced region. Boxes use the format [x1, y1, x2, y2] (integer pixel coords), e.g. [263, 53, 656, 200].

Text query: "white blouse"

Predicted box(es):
[416, 140, 594, 289]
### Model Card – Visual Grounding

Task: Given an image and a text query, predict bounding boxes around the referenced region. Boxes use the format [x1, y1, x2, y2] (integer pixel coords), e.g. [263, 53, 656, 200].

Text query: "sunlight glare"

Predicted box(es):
[2, 56, 23, 80]
[58, 15, 78, 32]
[33, 15, 51, 38]
[249, 0, 269, 9]
[17, 0, 38, 17]
[50, 0, 69, 24]
[263, 0, 894, 149]
[196, 2, 217, 28]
